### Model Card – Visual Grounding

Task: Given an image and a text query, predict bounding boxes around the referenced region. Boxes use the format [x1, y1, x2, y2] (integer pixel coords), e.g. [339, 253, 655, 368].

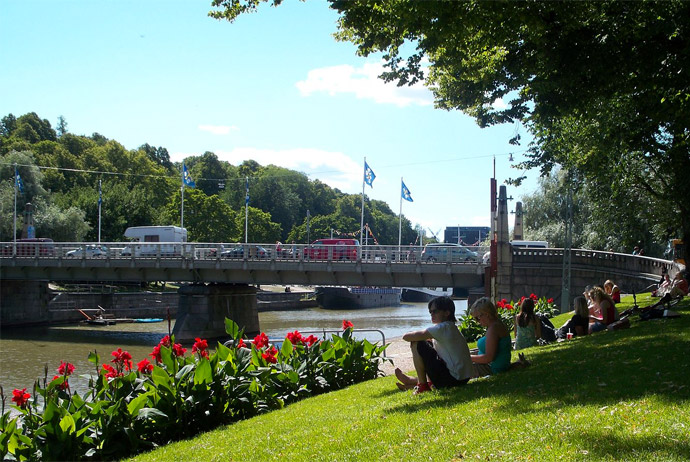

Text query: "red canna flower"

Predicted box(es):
[111, 348, 132, 364]
[286, 330, 303, 344]
[12, 388, 31, 408]
[101, 363, 120, 379]
[547, 298, 554, 304]
[150, 344, 162, 363]
[158, 335, 171, 347]
[192, 338, 209, 358]
[237, 338, 246, 348]
[342, 319, 354, 330]
[505, 304, 514, 310]
[262, 345, 278, 364]
[57, 361, 75, 376]
[530, 293, 538, 301]
[137, 358, 154, 374]
[496, 300, 505, 308]
[172, 343, 187, 357]
[52, 375, 69, 391]
[253, 332, 269, 349]
[303, 335, 318, 346]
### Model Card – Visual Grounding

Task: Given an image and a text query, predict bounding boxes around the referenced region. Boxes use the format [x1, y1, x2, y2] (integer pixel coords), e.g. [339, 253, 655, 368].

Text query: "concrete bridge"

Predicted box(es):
[1, 185, 681, 340]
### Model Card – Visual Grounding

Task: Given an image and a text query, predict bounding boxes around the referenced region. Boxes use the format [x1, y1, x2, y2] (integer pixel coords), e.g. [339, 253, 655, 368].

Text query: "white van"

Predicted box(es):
[121, 226, 188, 257]
[510, 240, 549, 249]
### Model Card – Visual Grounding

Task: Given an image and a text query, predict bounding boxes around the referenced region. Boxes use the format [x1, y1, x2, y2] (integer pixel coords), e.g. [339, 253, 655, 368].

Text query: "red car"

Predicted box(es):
[303, 239, 360, 261]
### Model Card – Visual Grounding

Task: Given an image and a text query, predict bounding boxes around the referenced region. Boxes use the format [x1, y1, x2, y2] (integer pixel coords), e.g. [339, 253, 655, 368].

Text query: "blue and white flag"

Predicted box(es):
[183, 164, 195, 188]
[401, 180, 413, 202]
[364, 161, 376, 187]
[245, 177, 250, 205]
[15, 169, 24, 194]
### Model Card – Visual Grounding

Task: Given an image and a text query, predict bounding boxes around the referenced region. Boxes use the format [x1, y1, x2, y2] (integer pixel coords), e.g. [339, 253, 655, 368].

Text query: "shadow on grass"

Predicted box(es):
[383, 301, 690, 417]
[568, 428, 690, 460]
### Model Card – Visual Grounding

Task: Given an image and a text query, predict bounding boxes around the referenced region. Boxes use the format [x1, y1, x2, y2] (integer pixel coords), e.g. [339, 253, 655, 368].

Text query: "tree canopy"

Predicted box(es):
[210, 0, 690, 256]
[1, 112, 419, 245]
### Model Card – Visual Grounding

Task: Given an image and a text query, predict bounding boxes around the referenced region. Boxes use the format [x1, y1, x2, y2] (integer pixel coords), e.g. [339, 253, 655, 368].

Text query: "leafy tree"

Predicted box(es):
[238, 206, 282, 244]
[56, 116, 68, 138]
[161, 188, 240, 242]
[185, 151, 227, 197]
[139, 143, 174, 172]
[211, 0, 690, 257]
[33, 196, 91, 241]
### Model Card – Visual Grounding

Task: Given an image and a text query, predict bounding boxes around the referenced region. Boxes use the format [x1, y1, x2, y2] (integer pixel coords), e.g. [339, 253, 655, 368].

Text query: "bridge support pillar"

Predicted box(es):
[173, 283, 260, 343]
[496, 185, 513, 303]
[0, 280, 51, 326]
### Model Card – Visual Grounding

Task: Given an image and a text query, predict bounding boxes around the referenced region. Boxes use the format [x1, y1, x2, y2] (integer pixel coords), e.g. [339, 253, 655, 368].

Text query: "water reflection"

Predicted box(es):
[0, 300, 466, 394]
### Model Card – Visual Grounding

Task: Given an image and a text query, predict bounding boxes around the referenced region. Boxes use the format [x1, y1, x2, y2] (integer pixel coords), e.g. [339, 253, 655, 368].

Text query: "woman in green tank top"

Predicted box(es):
[469, 297, 514, 376]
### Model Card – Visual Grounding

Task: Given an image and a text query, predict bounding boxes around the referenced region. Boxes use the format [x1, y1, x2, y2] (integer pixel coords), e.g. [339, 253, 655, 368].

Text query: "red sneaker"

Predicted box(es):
[413, 382, 432, 395]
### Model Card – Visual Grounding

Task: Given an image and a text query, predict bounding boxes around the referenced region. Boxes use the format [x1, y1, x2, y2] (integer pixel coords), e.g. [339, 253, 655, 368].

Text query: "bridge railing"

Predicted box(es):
[0, 241, 487, 265]
[512, 247, 673, 274]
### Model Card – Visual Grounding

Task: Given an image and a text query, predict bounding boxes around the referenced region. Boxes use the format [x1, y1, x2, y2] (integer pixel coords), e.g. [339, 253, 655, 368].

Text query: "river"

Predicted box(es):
[0, 300, 467, 395]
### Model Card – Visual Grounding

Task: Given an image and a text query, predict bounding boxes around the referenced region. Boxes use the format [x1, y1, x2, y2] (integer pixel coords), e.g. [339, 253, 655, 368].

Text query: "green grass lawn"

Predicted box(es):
[130, 294, 690, 461]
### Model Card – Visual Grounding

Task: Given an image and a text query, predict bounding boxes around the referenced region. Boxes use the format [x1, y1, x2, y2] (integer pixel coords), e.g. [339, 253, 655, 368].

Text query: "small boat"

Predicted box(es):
[401, 287, 453, 303]
[134, 318, 164, 323]
[315, 286, 401, 309]
[83, 317, 116, 326]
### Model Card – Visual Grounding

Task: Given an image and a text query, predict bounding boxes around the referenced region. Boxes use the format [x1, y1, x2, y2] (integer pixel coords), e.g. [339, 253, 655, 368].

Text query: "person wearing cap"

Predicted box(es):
[394, 296, 473, 394]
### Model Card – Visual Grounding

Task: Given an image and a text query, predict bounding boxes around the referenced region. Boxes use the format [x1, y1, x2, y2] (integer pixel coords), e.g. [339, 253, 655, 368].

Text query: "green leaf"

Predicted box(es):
[281, 338, 294, 359]
[43, 400, 59, 422]
[127, 393, 151, 416]
[176, 364, 195, 381]
[151, 365, 172, 391]
[215, 341, 232, 361]
[137, 408, 168, 422]
[194, 358, 213, 385]
[87, 351, 100, 366]
[322, 348, 336, 361]
[225, 317, 239, 337]
[59, 413, 76, 433]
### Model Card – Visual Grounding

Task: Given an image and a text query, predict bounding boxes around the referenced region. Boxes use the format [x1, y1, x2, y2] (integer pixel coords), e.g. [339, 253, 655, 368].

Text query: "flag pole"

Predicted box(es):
[398, 177, 403, 249]
[244, 177, 249, 243]
[13, 163, 18, 255]
[98, 179, 102, 243]
[180, 166, 185, 229]
[360, 157, 366, 245]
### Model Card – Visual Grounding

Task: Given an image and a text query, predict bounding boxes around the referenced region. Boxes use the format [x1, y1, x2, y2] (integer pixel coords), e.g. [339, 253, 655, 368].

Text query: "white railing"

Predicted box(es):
[0, 241, 487, 265]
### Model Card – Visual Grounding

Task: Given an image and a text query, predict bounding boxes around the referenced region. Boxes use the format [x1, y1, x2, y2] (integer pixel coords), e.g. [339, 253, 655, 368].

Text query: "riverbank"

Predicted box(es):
[131, 294, 690, 461]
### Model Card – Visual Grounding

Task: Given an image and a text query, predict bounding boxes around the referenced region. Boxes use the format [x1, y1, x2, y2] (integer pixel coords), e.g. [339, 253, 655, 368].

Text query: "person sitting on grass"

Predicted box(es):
[469, 297, 521, 377]
[514, 297, 542, 350]
[555, 296, 590, 339]
[657, 271, 689, 299]
[394, 296, 473, 394]
[604, 279, 621, 304]
[588, 286, 618, 333]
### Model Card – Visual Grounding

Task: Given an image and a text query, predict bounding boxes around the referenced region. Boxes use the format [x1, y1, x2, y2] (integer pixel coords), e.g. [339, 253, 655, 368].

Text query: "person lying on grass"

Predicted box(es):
[395, 296, 473, 394]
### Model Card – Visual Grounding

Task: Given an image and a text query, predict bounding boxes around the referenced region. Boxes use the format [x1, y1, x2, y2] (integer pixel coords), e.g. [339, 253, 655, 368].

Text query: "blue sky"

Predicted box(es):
[1, 0, 538, 237]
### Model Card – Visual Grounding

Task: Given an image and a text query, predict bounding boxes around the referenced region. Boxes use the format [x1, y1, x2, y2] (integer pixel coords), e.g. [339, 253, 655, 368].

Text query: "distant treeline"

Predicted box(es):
[0, 112, 420, 245]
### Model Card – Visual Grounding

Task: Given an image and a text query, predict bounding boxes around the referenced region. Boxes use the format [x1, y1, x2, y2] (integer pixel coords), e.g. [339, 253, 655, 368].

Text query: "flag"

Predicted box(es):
[401, 180, 413, 202]
[364, 161, 376, 187]
[245, 177, 250, 205]
[183, 164, 195, 188]
[15, 170, 24, 194]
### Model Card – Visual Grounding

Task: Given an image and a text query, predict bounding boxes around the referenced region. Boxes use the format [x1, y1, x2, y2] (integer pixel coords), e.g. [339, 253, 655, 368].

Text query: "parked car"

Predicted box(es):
[220, 245, 268, 259]
[303, 239, 360, 261]
[66, 244, 109, 258]
[421, 243, 478, 263]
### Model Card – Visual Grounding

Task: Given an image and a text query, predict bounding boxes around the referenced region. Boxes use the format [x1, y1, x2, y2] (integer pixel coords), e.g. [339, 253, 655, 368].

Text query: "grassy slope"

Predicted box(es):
[130, 295, 690, 461]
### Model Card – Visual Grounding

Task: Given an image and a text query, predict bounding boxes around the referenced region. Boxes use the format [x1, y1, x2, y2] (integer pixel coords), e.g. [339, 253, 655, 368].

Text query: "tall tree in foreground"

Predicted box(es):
[211, 0, 690, 258]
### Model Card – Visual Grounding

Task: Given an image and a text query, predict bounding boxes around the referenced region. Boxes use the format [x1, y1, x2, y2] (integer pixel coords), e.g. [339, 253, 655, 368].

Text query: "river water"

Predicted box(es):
[0, 300, 466, 395]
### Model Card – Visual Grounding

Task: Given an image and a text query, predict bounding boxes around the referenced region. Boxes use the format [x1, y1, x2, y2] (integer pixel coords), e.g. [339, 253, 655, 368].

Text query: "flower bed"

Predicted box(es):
[0, 319, 388, 461]
[458, 294, 559, 341]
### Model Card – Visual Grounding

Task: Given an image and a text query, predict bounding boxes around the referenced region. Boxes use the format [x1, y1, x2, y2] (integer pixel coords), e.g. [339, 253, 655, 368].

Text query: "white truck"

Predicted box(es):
[121, 226, 188, 257]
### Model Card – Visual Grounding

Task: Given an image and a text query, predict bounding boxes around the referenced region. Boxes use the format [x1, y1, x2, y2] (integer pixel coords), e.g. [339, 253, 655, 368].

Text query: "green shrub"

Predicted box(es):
[0, 319, 388, 461]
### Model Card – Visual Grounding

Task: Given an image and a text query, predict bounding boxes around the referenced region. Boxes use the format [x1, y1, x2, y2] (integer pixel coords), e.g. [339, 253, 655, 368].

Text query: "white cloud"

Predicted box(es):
[212, 147, 362, 192]
[296, 61, 433, 108]
[198, 124, 239, 135]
